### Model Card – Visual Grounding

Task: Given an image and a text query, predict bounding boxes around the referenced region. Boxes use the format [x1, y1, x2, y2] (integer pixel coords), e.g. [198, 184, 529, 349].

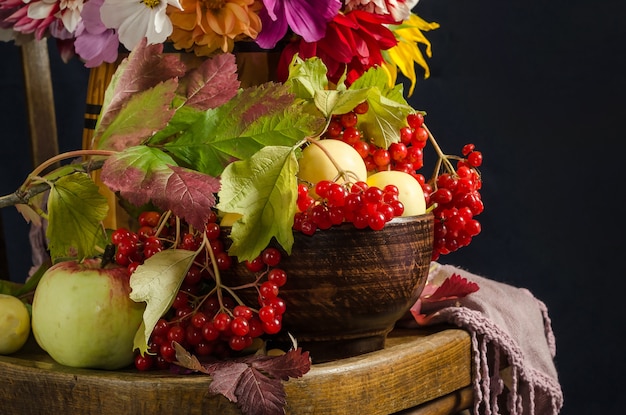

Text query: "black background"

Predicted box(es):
[1, 1, 625, 413]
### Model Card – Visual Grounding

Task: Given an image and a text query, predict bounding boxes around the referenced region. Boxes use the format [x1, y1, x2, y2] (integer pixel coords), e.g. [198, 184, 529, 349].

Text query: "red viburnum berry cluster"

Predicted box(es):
[321, 101, 484, 260]
[426, 143, 484, 259]
[294, 180, 405, 234]
[110, 211, 289, 371]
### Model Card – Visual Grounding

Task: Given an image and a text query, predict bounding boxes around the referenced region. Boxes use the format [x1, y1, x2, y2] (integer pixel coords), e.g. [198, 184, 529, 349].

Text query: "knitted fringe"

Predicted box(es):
[451, 308, 563, 415]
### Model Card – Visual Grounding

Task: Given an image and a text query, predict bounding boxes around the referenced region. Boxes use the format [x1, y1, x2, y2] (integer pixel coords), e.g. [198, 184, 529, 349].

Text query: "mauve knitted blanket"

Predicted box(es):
[407, 263, 564, 415]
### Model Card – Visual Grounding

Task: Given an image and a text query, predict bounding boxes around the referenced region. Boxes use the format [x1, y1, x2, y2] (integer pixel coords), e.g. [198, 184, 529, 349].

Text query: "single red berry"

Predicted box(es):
[167, 325, 186, 344]
[353, 101, 369, 114]
[258, 305, 276, 323]
[262, 318, 282, 335]
[462, 144, 475, 156]
[259, 281, 279, 299]
[245, 256, 265, 272]
[262, 247, 282, 267]
[216, 252, 233, 271]
[467, 151, 483, 167]
[205, 222, 221, 240]
[111, 228, 131, 245]
[230, 316, 250, 336]
[389, 142, 408, 162]
[399, 126, 414, 144]
[268, 268, 287, 287]
[352, 140, 370, 158]
[326, 120, 343, 137]
[342, 126, 361, 144]
[138, 211, 161, 228]
[191, 312, 208, 329]
[213, 313, 232, 332]
[134, 353, 154, 371]
[340, 111, 358, 128]
[201, 322, 220, 341]
[412, 126, 428, 143]
[407, 113, 424, 129]
[372, 148, 390, 167]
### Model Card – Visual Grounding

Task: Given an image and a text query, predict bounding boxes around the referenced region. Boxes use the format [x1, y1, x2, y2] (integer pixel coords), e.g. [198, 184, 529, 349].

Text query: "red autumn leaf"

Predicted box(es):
[151, 166, 220, 231]
[101, 148, 220, 230]
[98, 39, 187, 130]
[235, 367, 286, 415]
[249, 348, 311, 381]
[205, 361, 250, 402]
[195, 348, 311, 415]
[424, 273, 480, 303]
[181, 53, 240, 110]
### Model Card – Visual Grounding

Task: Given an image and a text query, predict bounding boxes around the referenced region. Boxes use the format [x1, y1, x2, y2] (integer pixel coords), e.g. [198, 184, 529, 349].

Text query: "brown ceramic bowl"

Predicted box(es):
[223, 213, 434, 362]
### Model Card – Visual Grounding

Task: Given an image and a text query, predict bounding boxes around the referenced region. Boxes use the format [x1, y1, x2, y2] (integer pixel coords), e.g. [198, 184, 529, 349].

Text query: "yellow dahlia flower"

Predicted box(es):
[385, 13, 440, 96]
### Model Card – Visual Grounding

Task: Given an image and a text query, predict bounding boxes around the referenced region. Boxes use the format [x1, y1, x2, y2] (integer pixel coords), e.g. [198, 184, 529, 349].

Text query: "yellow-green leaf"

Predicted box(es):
[217, 146, 298, 262]
[314, 89, 370, 118]
[129, 249, 196, 355]
[46, 172, 109, 262]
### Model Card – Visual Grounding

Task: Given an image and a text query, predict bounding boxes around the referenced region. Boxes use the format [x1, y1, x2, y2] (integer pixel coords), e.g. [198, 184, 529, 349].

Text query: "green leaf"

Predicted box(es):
[340, 67, 413, 149]
[145, 104, 206, 145]
[357, 88, 413, 149]
[285, 55, 329, 100]
[314, 89, 371, 118]
[101, 146, 179, 207]
[0, 280, 23, 296]
[164, 83, 320, 177]
[95, 81, 178, 151]
[46, 172, 109, 262]
[15, 262, 49, 296]
[217, 146, 298, 261]
[129, 249, 196, 355]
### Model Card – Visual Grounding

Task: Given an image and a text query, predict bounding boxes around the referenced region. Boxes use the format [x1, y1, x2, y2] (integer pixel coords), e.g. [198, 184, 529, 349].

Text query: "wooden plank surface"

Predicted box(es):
[0, 328, 471, 415]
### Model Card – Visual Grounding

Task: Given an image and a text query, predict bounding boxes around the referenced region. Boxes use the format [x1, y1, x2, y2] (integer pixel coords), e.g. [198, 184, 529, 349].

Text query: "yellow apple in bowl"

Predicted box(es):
[298, 139, 368, 186]
[367, 170, 426, 216]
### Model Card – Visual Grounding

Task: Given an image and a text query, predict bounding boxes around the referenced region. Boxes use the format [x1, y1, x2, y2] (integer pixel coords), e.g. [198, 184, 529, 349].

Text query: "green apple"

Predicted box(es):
[31, 258, 145, 370]
[298, 139, 368, 186]
[367, 170, 427, 216]
[0, 294, 31, 355]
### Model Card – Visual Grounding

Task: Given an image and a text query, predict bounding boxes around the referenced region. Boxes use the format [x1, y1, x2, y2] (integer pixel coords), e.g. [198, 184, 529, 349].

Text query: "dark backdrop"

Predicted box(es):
[1, 1, 625, 413]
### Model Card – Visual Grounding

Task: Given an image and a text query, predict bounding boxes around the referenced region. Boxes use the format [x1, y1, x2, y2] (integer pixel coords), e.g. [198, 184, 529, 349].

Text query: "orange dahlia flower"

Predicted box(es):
[167, 0, 262, 56]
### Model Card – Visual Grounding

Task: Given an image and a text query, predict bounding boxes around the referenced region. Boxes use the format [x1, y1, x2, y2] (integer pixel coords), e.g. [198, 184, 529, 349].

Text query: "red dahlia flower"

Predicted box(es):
[277, 10, 398, 86]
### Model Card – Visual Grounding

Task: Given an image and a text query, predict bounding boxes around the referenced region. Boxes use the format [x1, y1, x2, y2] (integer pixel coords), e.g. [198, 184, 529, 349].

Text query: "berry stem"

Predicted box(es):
[203, 233, 248, 312]
[423, 123, 464, 186]
[23, 149, 116, 189]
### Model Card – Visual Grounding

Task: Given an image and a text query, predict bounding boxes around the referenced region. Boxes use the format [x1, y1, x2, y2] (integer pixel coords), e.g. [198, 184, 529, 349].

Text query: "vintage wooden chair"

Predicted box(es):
[1, 39, 474, 415]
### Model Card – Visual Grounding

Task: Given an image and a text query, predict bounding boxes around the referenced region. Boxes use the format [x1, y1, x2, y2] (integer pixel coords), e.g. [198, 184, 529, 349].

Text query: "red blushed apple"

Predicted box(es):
[31, 258, 145, 370]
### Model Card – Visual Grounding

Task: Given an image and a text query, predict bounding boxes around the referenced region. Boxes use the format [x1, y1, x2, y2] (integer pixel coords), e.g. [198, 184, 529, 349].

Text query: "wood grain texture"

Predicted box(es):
[0, 328, 471, 415]
[225, 215, 434, 363]
[21, 39, 58, 168]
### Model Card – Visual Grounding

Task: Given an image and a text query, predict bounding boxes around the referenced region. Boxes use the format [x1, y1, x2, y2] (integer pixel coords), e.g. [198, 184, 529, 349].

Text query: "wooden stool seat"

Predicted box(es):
[0, 328, 472, 415]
